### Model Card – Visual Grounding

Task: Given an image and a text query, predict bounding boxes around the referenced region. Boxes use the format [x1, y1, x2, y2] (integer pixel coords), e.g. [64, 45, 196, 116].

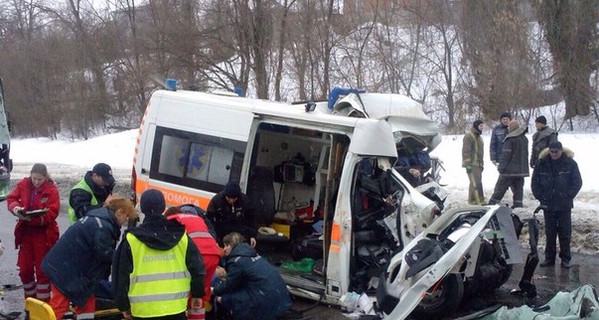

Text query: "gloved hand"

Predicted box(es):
[12, 206, 24, 216]
[466, 166, 472, 173]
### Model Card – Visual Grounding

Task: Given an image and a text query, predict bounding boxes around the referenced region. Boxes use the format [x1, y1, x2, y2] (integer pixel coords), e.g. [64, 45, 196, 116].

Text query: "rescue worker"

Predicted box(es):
[462, 120, 485, 205]
[213, 232, 291, 320]
[6, 163, 59, 301]
[488, 120, 529, 208]
[490, 112, 511, 167]
[67, 163, 115, 222]
[41, 196, 136, 320]
[165, 204, 221, 319]
[530, 115, 558, 168]
[532, 141, 582, 269]
[113, 189, 205, 320]
[206, 180, 257, 247]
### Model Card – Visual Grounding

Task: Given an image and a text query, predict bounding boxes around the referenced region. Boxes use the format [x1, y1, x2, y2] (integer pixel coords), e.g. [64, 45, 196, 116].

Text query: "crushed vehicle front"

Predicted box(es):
[377, 205, 521, 319]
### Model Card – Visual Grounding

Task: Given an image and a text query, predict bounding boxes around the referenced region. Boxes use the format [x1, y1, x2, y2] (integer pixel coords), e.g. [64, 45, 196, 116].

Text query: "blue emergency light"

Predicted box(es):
[327, 86, 365, 109]
[166, 78, 177, 91]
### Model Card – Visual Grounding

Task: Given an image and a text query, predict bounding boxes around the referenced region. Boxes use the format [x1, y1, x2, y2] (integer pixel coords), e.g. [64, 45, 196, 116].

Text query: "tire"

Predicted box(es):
[410, 273, 464, 319]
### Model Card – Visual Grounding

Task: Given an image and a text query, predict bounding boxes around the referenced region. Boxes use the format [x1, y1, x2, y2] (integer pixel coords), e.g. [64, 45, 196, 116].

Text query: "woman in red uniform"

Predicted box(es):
[6, 163, 59, 301]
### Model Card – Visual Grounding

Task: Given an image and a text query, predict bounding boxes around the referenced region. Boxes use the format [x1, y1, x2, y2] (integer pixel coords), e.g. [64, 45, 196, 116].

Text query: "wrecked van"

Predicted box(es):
[131, 87, 518, 318]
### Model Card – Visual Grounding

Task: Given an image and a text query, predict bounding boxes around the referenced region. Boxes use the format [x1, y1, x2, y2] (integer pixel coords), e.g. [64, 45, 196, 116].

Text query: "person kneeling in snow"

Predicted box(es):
[213, 232, 291, 320]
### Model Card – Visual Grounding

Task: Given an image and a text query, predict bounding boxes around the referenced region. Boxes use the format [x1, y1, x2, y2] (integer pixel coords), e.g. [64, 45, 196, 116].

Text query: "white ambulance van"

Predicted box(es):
[132, 88, 518, 318]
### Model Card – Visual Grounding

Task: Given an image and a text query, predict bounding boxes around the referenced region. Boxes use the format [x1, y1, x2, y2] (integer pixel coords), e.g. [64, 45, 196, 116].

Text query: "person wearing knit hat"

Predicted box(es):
[206, 180, 257, 247]
[140, 188, 166, 216]
[530, 115, 558, 169]
[490, 112, 512, 167]
[462, 120, 485, 205]
[113, 188, 206, 320]
[532, 141, 582, 268]
[488, 119, 529, 209]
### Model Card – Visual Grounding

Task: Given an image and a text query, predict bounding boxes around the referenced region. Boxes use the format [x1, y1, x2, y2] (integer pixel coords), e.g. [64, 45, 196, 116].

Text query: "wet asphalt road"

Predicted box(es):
[0, 201, 597, 320]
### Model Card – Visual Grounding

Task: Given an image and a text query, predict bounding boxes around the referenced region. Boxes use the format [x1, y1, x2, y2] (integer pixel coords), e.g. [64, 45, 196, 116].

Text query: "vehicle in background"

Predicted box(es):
[0, 78, 12, 200]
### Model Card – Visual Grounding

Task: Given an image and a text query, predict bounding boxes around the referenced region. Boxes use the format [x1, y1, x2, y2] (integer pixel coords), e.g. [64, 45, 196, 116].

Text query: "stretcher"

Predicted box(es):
[24, 297, 122, 320]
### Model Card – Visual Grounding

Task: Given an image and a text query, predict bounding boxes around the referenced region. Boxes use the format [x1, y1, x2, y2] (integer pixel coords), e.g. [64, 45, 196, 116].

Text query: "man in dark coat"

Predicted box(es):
[41, 197, 137, 320]
[113, 189, 205, 320]
[462, 120, 485, 205]
[532, 141, 582, 269]
[490, 112, 511, 167]
[213, 232, 291, 320]
[488, 120, 529, 208]
[206, 180, 257, 247]
[530, 115, 558, 168]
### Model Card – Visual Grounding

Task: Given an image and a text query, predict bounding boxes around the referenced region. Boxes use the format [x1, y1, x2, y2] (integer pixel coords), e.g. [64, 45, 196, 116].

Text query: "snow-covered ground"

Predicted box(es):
[10, 129, 599, 254]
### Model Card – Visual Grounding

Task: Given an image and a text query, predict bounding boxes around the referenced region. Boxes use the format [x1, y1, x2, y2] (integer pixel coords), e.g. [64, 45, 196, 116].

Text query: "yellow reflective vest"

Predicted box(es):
[126, 233, 190, 317]
[67, 179, 98, 222]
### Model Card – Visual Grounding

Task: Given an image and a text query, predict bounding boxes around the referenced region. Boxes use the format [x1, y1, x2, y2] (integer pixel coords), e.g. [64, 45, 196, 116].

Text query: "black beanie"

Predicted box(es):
[500, 112, 512, 120]
[535, 115, 547, 125]
[473, 120, 483, 129]
[140, 189, 166, 216]
[549, 141, 563, 150]
[224, 180, 241, 198]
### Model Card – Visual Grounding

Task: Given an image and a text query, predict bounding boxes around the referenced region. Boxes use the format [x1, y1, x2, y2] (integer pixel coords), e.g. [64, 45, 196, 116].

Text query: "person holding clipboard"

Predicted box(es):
[6, 163, 60, 303]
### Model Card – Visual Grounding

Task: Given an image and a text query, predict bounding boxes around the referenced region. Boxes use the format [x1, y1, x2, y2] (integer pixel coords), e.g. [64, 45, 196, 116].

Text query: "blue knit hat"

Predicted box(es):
[224, 181, 241, 198]
[140, 189, 165, 216]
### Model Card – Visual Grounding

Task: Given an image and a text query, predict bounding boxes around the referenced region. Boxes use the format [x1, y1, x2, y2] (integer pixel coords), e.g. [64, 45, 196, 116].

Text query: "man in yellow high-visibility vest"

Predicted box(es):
[113, 189, 205, 320]
[68, 163, 115, 222]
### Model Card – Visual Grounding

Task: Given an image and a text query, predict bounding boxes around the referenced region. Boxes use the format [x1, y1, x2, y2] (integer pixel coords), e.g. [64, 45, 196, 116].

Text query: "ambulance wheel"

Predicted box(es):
[410, 273, 464, 319]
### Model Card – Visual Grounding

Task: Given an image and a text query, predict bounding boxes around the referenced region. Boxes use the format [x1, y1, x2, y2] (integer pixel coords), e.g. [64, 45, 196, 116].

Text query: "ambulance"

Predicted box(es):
[131, 87, 518, 318]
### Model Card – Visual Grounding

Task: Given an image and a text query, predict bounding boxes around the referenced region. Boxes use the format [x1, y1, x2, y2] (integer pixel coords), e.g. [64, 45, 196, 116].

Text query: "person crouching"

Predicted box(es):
[213, 232, 291, 320]
[41, 196, 137, 320]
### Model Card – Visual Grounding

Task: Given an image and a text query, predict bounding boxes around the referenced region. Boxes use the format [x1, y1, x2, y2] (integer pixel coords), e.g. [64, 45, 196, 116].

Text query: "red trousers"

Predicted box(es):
[49, 284, 95, 320]
[17, 230, 51, 301]
[186, 253, 220, 319]
[202, 254, 220, 303]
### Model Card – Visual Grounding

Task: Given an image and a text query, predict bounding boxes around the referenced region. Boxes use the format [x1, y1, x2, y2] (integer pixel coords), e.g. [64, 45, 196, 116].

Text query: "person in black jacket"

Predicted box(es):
[68, 163, 115, 221]
[530, 115, 558, 168]
[488, 120, 529, 208]
[112, 189, 205, 320]
[206, 180, 257, 247]
[213, 232, 291, 320]
[532, 141, 582, 269]
[41, 196, 136, 320]
[490, 112, 511, 166]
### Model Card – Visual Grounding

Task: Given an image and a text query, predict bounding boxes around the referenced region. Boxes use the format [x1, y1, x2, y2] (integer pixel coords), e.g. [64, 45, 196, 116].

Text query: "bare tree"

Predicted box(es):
[461, 0, 559, 120]
[537, 0, 599, 120]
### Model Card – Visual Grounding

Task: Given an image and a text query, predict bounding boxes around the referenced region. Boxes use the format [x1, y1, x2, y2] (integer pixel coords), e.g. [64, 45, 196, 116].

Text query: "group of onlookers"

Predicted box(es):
[462, 113, 582, 269]
[6, 163, 290, 320]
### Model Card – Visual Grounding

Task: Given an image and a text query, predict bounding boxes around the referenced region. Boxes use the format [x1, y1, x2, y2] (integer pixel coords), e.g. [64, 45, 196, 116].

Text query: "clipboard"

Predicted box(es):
[24, 208, 48, 215]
